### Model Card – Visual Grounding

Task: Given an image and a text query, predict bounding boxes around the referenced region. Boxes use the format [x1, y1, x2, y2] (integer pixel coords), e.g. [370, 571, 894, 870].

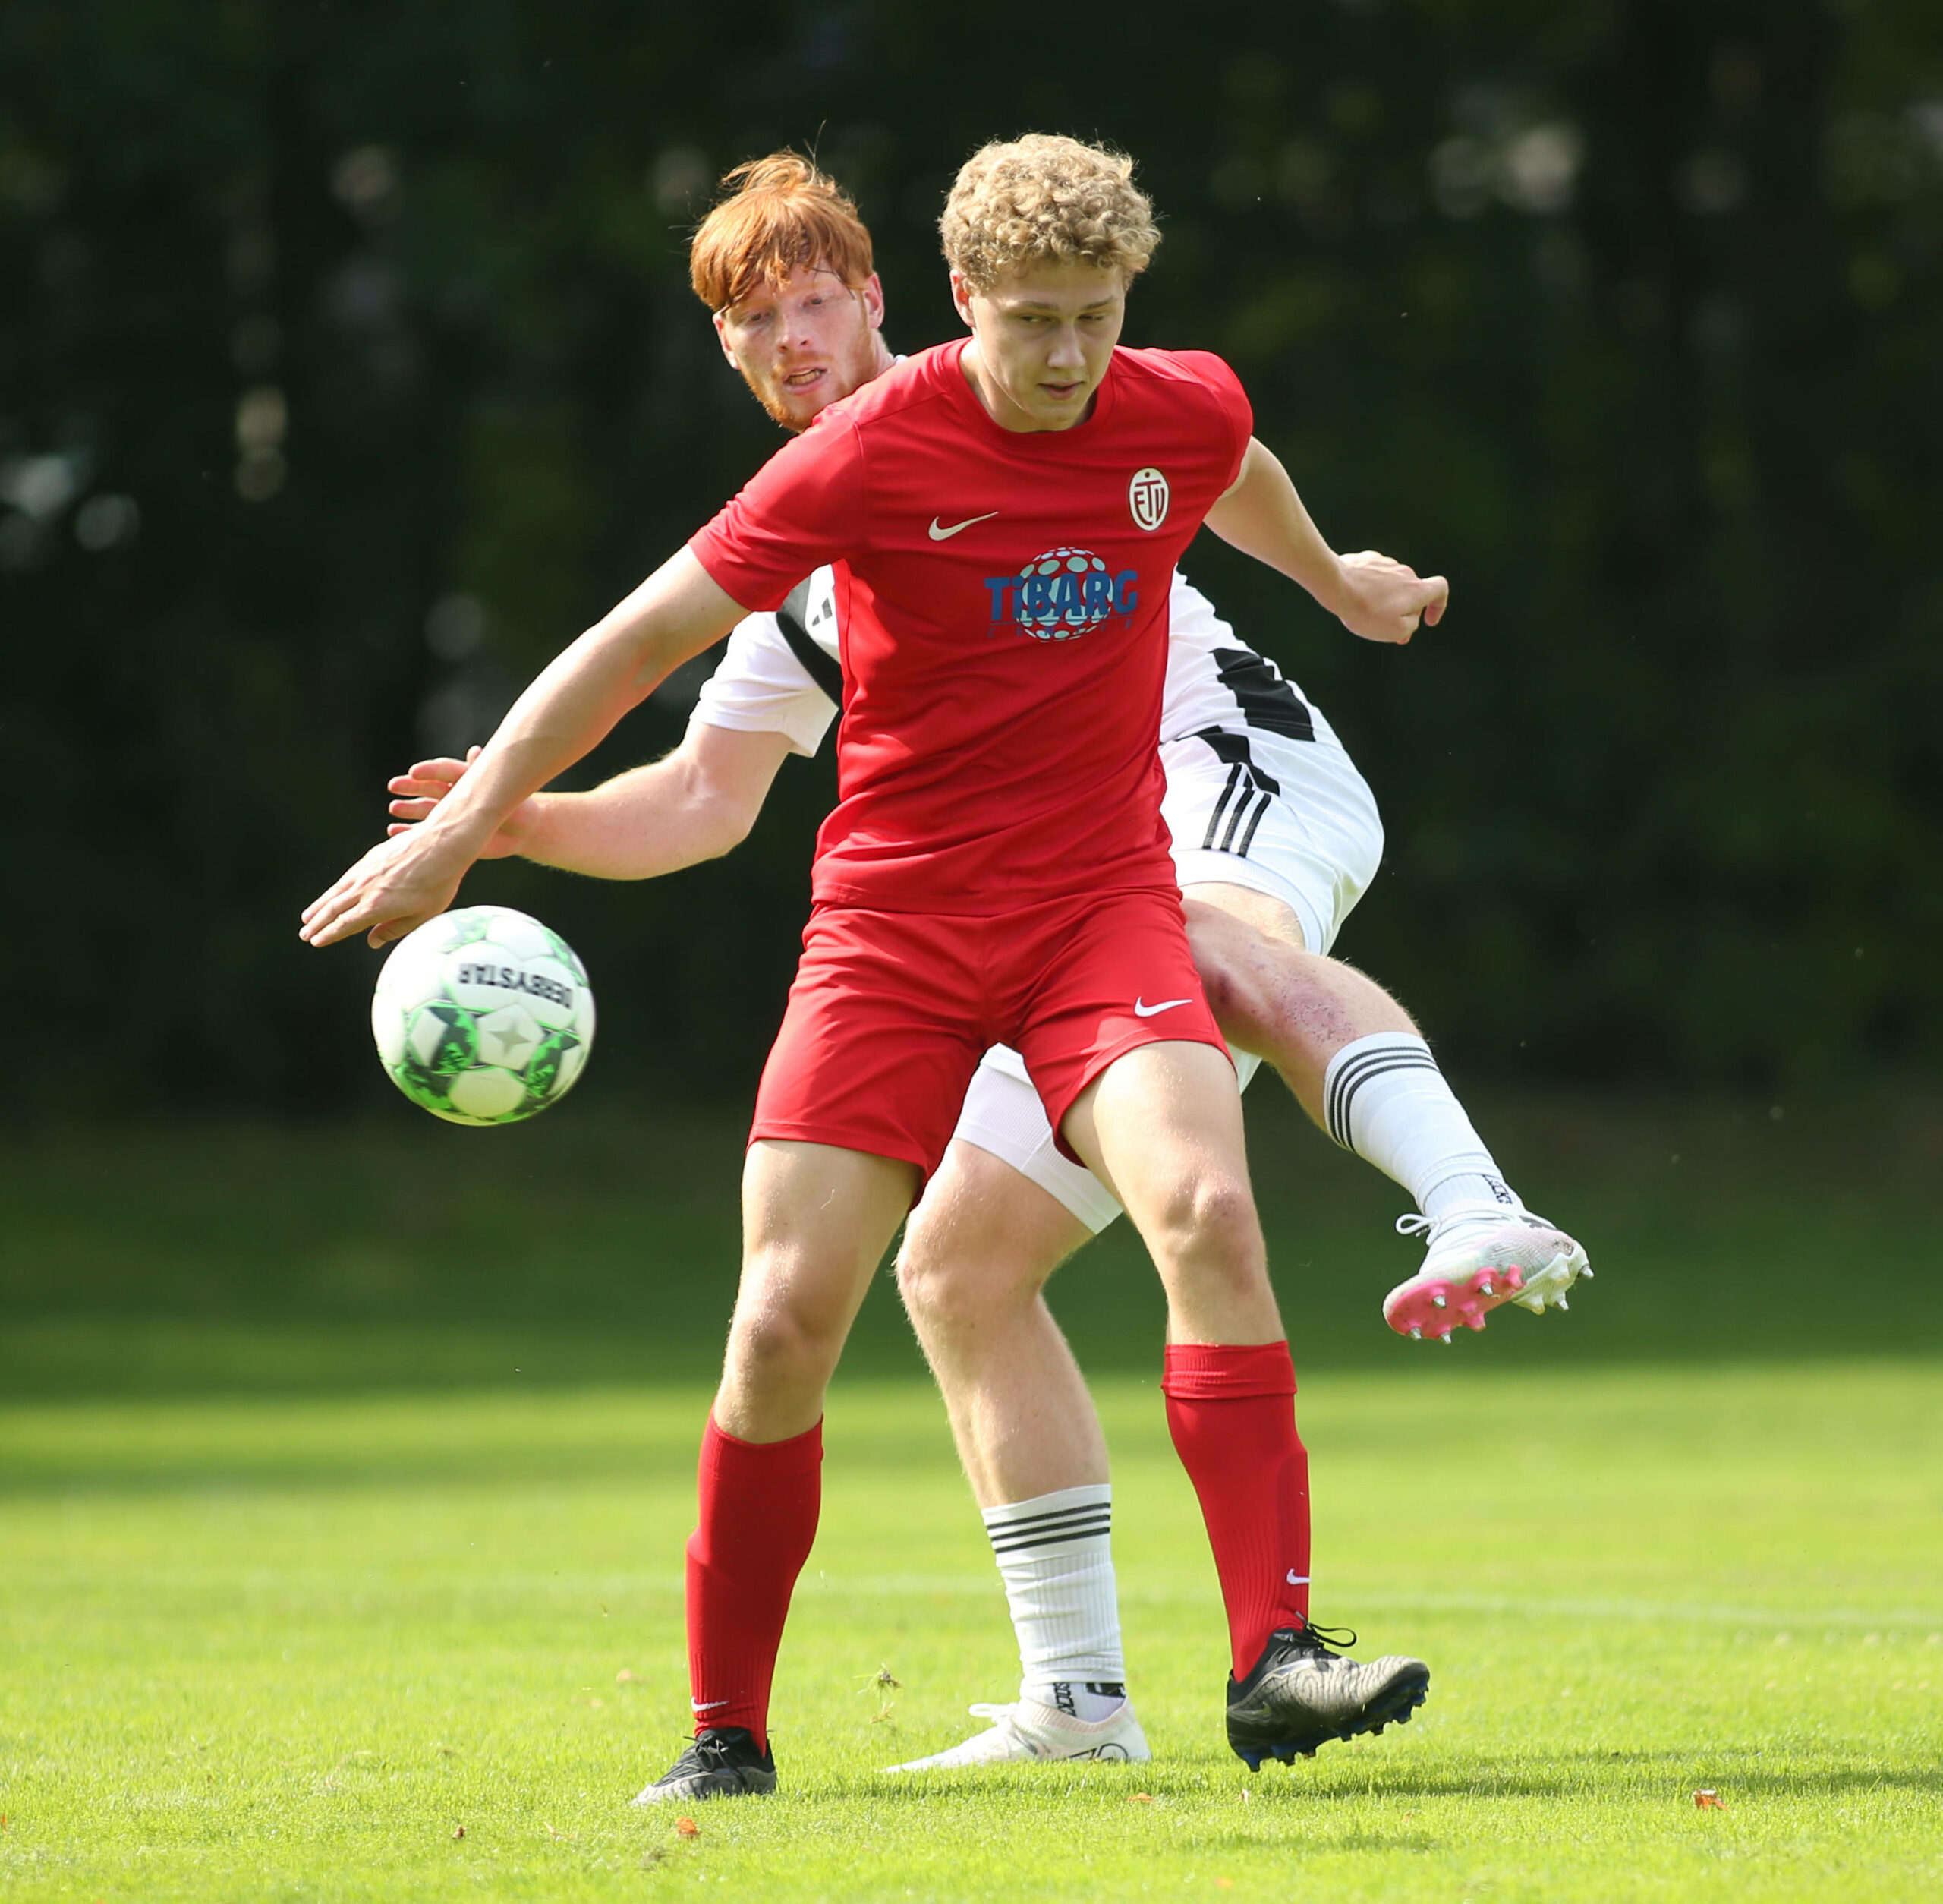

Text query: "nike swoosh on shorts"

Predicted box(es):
[1133, 998, 1193, 1017]
[927, 511, 999, 541]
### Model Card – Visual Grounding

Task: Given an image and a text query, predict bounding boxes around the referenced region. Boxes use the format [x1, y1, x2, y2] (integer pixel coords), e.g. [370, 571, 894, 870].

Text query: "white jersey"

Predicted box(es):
[691, 567, 1351, 760]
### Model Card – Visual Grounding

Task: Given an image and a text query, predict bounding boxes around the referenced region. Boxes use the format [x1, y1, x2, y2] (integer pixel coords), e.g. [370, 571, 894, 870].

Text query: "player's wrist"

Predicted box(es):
[504, 792, 557, 860]
[1314, 551, 1353, 622]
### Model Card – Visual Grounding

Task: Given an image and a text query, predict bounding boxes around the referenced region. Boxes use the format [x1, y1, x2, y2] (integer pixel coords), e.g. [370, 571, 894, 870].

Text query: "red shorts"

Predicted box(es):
[750, 886, 1230, 1183]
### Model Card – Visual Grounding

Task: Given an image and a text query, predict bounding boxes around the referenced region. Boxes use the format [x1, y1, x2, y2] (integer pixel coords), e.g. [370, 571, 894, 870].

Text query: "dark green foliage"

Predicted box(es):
[3, 1, 1938, 1114]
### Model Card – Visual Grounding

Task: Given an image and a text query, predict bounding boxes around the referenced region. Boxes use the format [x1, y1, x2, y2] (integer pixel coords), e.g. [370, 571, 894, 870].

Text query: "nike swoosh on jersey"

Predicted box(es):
[1133, 997, 1194, 1017]
[927, 511, 1000, 541]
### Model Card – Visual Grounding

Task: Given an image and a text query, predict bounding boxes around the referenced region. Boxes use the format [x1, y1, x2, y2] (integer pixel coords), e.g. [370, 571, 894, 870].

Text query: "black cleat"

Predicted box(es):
[630, 1726, 778, 1805]
[1225, 1622, 1430, 1770]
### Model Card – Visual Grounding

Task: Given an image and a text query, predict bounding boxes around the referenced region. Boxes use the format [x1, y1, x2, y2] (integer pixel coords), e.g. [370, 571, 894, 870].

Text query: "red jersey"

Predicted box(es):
[688, 339, 1252, 915]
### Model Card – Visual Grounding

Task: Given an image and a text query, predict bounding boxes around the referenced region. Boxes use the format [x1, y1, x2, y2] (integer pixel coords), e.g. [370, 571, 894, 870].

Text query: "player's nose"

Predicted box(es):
[1046, 323, 1084, 366]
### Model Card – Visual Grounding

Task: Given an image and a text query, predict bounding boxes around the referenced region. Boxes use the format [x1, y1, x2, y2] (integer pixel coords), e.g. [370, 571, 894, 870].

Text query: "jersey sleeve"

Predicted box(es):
[688, 418, 867, 611]
[692, 612, 840, 757]
[1171, 349, 1255, 490]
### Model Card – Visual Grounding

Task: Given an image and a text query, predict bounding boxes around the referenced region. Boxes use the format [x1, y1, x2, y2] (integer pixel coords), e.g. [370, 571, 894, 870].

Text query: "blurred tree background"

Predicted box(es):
[3, 0, 1938, 1121]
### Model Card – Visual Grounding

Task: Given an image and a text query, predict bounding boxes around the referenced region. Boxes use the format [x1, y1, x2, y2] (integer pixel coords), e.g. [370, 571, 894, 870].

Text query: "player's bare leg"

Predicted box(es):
[1064, 1039, 1430, 1767]
[1061, 1038, 1277, 1344]
[713, 1140, 918, 1442]
[1182, 883, 1591, 1341]
[636, 1140, 918, 1807]
[898, 1149, 1102, 1504]
[883, 1148, 1149, 1770]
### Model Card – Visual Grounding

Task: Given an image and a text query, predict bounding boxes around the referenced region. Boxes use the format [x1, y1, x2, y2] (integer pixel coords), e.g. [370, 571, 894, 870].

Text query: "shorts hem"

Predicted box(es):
[747, 1120, 937, 1186]
[951, 1125, 1126, 1235]
[1044, 1024, 1236, 1165]
[1172, 848, 1329, 955]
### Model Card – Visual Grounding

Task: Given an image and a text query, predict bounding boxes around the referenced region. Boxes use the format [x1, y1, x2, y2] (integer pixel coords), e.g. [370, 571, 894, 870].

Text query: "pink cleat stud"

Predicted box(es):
[1384, 1206, 1590, 1341]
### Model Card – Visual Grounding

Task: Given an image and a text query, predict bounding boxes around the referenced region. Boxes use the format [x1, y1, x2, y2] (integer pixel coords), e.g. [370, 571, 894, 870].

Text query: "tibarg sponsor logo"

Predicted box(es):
[984, 546, 1140, 643]
[457, 961, 576, 1010]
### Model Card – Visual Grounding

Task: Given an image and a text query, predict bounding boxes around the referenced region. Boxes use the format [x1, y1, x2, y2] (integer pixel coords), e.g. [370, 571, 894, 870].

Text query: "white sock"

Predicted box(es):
[981, 1484, 1127, 1721]
[1322, 1032, 1519, 1220]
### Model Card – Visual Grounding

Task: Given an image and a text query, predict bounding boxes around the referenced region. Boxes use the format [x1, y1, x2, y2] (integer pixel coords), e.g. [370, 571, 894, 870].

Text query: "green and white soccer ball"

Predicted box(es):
[371, 905, 595, 1125]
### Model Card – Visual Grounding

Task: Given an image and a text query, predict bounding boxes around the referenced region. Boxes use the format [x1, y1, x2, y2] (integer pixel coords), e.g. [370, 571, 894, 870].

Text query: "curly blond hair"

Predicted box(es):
[940, 134, 1160, 292]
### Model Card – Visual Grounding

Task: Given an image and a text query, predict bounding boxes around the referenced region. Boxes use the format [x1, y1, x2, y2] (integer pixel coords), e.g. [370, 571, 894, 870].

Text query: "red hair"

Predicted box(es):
[689, 153, 874, 312]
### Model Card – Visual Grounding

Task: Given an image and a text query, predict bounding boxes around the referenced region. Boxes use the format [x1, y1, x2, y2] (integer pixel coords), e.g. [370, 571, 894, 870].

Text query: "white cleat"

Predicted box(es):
[882, 1698, 1151, 1772]
[1383, 1204, 1591, 1343]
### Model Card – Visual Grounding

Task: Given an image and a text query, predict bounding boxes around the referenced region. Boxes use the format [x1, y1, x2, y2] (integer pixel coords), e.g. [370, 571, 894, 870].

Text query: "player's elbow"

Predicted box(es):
[688, 793, 761, 862]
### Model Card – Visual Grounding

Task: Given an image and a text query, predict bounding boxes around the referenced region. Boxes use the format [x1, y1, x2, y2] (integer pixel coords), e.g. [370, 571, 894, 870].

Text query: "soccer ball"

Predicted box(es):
[370, 905, 595, 1125]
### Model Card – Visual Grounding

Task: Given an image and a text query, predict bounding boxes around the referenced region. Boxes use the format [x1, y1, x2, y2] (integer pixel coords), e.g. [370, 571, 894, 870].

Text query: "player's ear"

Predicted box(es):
[860, 273, 886, 331]
[948, 270, 975, 329]
[712, 309, 739, 367]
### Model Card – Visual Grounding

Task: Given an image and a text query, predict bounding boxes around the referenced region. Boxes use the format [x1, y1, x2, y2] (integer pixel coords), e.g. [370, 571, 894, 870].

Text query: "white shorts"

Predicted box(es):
[949, 724, 1383, 1234]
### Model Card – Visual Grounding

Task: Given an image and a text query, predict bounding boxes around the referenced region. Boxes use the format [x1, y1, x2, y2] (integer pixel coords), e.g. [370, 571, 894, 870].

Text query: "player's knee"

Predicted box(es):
[1143, 1170, 1265, 1280]
[726, 1271, 851, 1389]
[894, 1224, 1025, 1338]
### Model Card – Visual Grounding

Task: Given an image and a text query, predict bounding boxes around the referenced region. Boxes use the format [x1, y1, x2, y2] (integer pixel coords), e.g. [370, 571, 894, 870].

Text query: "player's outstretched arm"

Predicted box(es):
[1204, 438, 1449, 644]
[299, 549, 746, 949]
[385, 721, 795, 881]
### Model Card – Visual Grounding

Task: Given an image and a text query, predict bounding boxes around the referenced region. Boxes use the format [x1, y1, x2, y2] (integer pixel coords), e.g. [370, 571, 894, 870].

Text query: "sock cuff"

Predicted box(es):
[700, 1415, 824, 1480]
[981, 1483, 1111, 1532]
[1162, 1340, 1296, 1400]
[1322, 1032, 1436, 1149]
[983, 1483, 1112, 1556]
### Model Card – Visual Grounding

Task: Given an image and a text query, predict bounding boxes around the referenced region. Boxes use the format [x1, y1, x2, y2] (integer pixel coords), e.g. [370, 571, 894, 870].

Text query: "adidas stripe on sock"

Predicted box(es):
[1322, 1032, 1518, 1219]
[981, 1485, 1128, 1722]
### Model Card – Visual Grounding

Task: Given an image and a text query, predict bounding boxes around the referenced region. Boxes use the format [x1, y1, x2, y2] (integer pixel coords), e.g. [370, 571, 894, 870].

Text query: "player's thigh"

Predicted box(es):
[1060, 1038, 1260, 1262]
[900, 1131, 1095, 1326]
[934, 1048, 1126, 1234]
[736, 1137, 918, 1350]
[1183, 879, 1305, 952]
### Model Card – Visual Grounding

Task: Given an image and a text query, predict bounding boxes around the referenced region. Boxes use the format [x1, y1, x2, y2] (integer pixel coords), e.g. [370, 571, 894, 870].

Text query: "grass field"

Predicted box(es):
[3, 1368, 1940, 1902]
[2, 1093, 1940, 1899]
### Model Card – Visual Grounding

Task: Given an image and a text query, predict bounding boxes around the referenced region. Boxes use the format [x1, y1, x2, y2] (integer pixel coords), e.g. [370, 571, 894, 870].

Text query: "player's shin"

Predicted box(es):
[1160, 1341, 1310, 1679]
[1321, 1032, 1513, 1215]
[684, 1416, 823, 1751]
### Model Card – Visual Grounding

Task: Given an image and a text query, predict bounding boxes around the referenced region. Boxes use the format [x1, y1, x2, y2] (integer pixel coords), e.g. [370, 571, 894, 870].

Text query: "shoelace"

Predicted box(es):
[679, 1732, 748, 1770]
[1297, 1620, 1359, 1655]
[1394, 1202, 1550, 1245]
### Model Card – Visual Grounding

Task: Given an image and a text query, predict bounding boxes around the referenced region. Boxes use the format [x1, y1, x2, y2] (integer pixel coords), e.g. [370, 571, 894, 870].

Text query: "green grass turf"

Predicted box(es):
[3, 1364, 1940, 1902]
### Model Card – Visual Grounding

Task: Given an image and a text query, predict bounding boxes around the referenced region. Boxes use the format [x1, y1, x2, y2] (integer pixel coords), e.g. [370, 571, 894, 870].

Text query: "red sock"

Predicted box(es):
[1162, 1341, 1310, 1680]
[684, 1416, 823, 1752]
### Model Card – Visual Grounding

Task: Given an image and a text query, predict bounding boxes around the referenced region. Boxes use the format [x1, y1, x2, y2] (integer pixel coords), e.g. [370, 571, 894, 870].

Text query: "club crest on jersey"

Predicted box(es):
[983, 547, 1138, 643]
[1129, 466, 1170, 532]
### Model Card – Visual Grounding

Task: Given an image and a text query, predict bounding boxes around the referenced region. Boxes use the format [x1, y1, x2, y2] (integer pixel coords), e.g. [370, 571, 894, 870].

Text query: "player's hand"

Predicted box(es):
[1333, 550, 1448, 645]
[298, 823, 474, 950]
[385, 747, 533, 859]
